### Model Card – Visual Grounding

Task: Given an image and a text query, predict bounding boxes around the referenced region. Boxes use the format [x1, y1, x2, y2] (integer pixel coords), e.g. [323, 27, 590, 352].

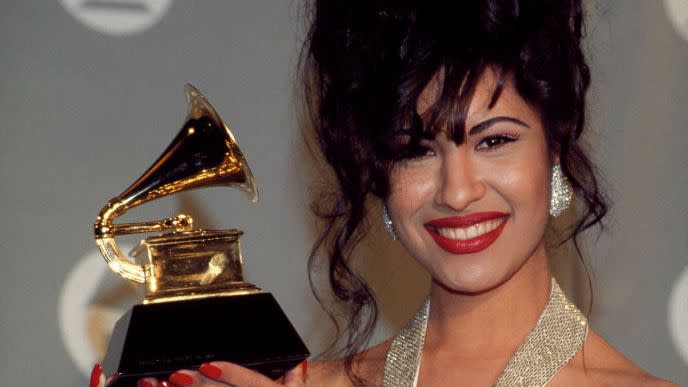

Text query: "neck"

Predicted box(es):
[425, 245, 551, 357]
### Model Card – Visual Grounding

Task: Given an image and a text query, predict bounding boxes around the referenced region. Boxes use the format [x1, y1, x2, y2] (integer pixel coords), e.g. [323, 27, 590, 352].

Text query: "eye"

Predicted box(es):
[475, 134, 519, 151]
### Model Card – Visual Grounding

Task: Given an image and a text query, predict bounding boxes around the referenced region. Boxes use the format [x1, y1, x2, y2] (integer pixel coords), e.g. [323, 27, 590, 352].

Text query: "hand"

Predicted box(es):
[138, 361, 308, 387]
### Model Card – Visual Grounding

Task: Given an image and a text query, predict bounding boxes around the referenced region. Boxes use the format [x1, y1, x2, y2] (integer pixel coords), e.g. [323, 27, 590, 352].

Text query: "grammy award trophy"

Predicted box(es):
[93, 84, 309, 386]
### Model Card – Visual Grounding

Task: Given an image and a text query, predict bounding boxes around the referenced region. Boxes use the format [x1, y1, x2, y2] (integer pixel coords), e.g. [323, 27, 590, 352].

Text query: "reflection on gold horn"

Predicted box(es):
[94, 84, 258, 283]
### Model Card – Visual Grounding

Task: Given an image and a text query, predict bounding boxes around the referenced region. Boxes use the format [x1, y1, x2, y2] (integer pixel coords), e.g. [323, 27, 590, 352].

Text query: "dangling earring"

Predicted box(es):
[549, 164, 572, 217]
[382, 204, 398, 240]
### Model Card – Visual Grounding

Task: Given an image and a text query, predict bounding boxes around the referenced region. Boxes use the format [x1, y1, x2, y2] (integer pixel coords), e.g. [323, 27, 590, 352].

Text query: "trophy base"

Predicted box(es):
[102, 292, 309, 387]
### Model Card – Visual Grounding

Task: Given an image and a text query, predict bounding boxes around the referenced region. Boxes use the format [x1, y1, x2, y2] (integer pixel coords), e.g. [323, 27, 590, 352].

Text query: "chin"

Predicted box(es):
[431, 262, 516, 295]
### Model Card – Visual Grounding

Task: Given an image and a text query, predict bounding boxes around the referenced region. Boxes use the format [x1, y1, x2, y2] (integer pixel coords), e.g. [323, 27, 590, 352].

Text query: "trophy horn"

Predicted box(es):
[94, 84, 259, 283]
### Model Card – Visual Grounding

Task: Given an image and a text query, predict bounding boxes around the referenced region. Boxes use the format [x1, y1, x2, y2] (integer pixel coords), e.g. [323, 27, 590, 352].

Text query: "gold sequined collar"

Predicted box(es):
[382, 277, 588, 387]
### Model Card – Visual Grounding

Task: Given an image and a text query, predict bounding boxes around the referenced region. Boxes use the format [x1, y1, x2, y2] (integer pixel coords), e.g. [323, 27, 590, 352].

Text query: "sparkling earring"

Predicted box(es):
[382, 204, 398, 240]
[549, 164, 572, 217]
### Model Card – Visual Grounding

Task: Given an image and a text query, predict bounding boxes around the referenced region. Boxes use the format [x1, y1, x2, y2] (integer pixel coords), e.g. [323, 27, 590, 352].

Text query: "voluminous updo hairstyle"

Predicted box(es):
[301, 0, 607, 382]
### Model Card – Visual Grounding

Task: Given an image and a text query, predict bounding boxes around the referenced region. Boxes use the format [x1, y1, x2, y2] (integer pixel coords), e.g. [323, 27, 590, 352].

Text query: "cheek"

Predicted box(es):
[387, 166, 437, 231]
[491, 152, 550, 221]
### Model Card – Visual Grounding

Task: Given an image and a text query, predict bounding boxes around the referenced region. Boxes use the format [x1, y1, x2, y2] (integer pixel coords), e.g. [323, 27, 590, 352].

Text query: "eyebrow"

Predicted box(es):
[468, 116, 530, 136]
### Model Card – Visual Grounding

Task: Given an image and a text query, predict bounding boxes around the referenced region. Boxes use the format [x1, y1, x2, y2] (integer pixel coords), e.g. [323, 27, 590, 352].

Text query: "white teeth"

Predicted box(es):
[457, 228, 467, 239]
[450, 228, 459, 239]
[434, 218, 505, 240]
[466, 225, 477, 239]
[438, 228, 455, 239]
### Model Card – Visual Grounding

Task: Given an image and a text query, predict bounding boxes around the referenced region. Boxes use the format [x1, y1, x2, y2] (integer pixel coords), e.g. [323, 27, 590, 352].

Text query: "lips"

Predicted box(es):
[425, 211, 509, 254]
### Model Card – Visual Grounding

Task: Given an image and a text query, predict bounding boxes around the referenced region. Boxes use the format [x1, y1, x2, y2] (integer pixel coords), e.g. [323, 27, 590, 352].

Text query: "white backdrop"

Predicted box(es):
[0, 1, 686, 385]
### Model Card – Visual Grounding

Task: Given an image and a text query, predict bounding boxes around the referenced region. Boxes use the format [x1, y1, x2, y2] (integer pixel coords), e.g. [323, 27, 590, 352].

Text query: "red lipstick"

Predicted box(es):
[425, 212, 509, 254]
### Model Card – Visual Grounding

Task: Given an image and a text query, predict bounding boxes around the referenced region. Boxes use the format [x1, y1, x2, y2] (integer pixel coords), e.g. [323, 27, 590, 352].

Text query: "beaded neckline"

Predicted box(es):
[382, 278, 588, 387]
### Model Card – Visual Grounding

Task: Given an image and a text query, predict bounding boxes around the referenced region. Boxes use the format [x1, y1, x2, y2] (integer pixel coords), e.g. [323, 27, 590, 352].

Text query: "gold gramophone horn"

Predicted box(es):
[94, 84, 258, 283]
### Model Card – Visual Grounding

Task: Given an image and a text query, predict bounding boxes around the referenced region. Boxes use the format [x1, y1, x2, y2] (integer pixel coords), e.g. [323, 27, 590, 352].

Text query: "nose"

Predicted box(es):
[434, 149, 486, 211]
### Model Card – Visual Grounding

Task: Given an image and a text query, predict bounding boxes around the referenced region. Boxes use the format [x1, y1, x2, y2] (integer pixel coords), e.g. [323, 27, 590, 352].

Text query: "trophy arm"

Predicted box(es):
[94, 200, 147, 283]
[96, 237, 147, 283]
[94, 200, 194, 283]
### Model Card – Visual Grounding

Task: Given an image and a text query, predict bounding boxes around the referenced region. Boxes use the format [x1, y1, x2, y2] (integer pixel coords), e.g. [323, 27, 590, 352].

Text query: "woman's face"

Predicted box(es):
[386, 69, 551, 293]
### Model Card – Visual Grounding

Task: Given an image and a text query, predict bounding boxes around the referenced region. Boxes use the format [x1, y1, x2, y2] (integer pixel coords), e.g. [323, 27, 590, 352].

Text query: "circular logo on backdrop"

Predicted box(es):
[59, 248, 139, 377]
[60, 0, 173, 37]
[668, 264, 688, 366]
[665, 0, 688, 42]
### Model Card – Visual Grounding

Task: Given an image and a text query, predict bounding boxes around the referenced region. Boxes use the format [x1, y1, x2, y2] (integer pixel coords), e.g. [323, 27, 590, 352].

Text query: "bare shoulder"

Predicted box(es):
[305, 339, 393, 387]
[553, 328, 678, 386]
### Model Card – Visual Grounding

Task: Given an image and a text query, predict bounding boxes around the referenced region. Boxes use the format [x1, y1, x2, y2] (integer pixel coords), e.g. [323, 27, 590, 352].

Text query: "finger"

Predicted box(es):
[197, 362, 281, 387]
[167, 370, 229, 386]
[90, 363, 105, 387]
[137, 378, 160, 387]
[167, 370, 197, 386]
[282, 361, 307, 387]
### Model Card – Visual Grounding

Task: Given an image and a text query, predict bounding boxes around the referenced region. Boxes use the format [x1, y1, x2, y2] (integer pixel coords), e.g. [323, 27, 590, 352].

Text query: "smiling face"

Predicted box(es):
[386, 69, 552, 294]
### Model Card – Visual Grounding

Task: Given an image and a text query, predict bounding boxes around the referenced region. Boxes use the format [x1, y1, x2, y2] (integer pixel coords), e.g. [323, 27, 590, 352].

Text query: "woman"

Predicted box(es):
[92, 1, 677, 386]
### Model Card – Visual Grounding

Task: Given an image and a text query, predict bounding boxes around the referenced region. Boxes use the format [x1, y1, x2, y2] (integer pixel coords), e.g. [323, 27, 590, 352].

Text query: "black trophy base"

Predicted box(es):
[102, 292, 309, 387]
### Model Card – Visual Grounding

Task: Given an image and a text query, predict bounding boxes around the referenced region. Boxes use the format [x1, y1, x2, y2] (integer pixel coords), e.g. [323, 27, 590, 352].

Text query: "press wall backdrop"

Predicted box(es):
[0, 1, 686, 385]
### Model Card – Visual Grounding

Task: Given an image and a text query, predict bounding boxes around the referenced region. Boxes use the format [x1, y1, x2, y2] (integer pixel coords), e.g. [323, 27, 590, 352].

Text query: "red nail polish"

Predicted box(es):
[90, 363, 103, 387]
[169, 372, 193, 385]
[137, 380, 154, 387]
[199, 363, 222, 379]
[301, 360, 308, 382]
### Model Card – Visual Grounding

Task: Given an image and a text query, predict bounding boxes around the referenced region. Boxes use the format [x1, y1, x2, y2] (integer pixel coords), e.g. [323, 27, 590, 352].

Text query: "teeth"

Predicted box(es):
[450, 228, 459, 239]
[457, 228, 467, 239]
[466, 225, 478, 239]
[434, 218, 504, 240]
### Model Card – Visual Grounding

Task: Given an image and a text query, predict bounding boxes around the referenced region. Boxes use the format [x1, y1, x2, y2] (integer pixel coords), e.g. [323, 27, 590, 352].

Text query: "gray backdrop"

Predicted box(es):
[0, 1, 686, 385]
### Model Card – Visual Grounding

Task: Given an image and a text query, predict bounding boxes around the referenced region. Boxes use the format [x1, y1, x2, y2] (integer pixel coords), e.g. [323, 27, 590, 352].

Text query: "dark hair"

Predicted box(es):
[301, 0, 607, 384]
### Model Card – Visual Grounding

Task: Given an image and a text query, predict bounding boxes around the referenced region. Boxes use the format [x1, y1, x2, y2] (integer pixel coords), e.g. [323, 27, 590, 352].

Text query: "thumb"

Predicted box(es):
[283, 360, 307, 386]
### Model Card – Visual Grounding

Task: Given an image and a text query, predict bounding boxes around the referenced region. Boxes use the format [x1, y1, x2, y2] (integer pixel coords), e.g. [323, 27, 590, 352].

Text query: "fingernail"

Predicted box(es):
[169, 372, 193, 385]
[301, 360, 308, 382]
[90, 363, 103, 387]
[137, 380, 154, 387]
[199, 363, 222, 379]
[159, 382, 170, 387]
